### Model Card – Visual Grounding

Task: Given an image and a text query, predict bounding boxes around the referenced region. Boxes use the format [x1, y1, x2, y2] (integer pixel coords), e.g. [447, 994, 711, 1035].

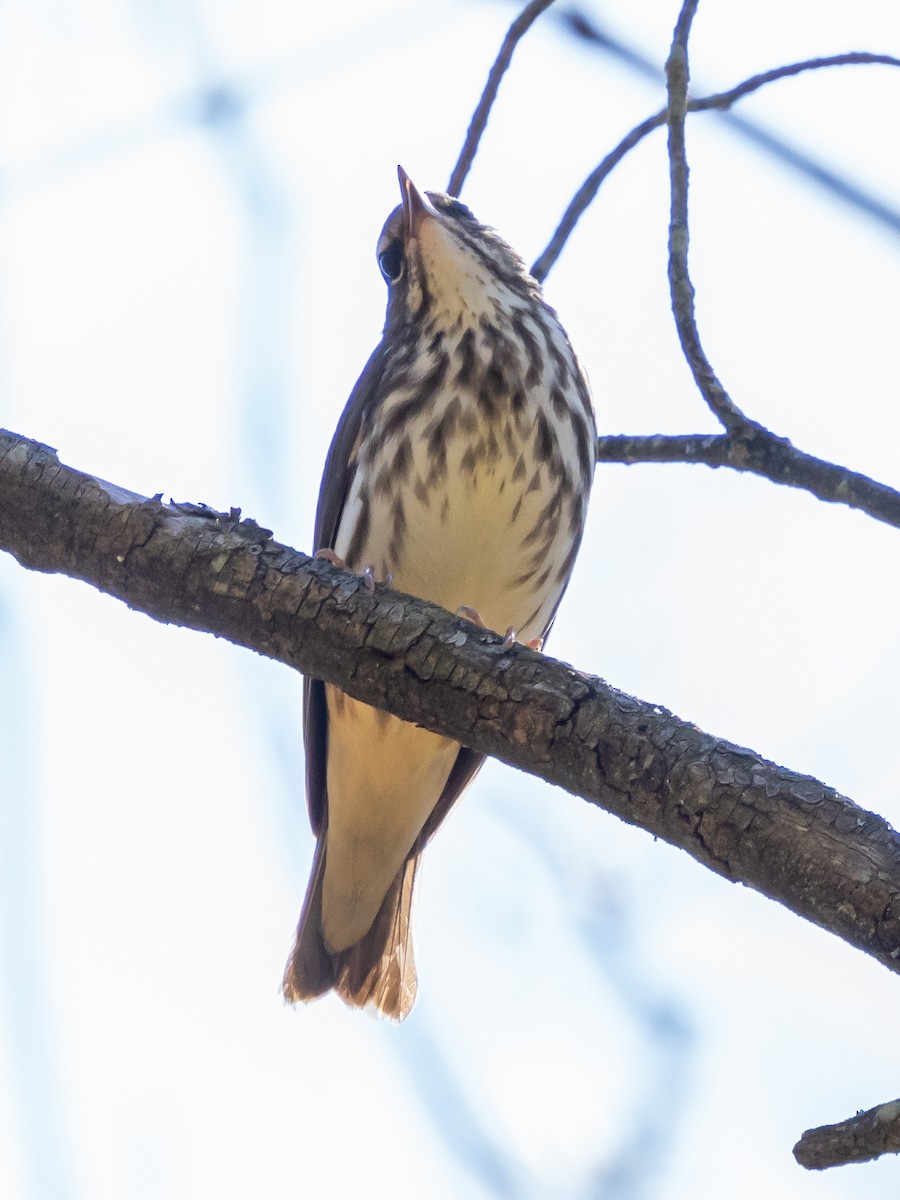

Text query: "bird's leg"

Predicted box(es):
[456, 605, 544, 652]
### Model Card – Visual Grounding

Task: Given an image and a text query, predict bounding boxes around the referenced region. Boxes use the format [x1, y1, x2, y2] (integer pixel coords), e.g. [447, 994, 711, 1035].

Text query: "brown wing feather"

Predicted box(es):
[304, 342, 388, 835]
[282, 833, 336, 1000]
[304, 338, 489, 838]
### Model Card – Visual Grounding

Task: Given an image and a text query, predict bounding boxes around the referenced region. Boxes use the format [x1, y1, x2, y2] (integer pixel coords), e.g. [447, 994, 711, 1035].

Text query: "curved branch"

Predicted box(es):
[692, 51, 900, 113]
[531, 112, 662, 282]
[446, 0, 557, 198]
[565, 21, 900, 530]
[532, 52, 900, 281]
[596, 426, 900, 528]
[667, 0, 753, 433]
[2, 426, 900, 978]
[795, 1099, 900, 1170]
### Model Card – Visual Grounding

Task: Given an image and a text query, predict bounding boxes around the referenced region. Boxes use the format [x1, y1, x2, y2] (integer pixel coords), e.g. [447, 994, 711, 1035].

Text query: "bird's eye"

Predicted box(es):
[378, 240, 404, 284]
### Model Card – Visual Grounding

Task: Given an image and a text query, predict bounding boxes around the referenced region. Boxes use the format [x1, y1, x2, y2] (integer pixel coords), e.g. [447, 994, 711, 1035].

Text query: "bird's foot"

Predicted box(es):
[315, 547, 348, 569]
[362, 564, 393, 593]
[456, 606, 543, 652]
[456, 605, 484, 626]
[501, 628, 543, 651]
[457, 605, 505, 643]
[315, 549, 393, 594]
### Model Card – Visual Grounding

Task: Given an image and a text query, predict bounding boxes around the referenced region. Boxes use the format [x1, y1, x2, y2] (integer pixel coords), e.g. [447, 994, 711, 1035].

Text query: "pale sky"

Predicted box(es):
[1, 2, 899, 1198]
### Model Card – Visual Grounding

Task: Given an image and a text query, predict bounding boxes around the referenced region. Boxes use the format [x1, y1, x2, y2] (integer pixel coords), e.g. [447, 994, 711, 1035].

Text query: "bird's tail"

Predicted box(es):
[282, 836, 419, 1022]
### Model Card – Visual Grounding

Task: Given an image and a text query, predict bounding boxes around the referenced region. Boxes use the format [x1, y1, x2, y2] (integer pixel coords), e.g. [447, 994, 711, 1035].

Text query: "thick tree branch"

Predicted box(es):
[794, 1099, 900, 1170]
[2, 427, 900, 979]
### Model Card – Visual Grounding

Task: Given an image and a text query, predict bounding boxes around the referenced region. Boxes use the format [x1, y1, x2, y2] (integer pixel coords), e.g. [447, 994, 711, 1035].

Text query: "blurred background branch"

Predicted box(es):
[795, 1098, 900, 1170]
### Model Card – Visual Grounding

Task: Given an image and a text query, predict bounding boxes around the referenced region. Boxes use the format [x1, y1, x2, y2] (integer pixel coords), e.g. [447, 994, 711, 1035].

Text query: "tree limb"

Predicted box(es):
[667, 0, 755, 434]
[587, 19, 900, 531]
[531, 51, 900, 283]
[446, 0, 557, 198]
[530, 43, 900, 531]
[445, 12, 900, 528]
[2, 426, 899, 978]
[596, 433, 900, 528]
[794, 1099, 900, 1170]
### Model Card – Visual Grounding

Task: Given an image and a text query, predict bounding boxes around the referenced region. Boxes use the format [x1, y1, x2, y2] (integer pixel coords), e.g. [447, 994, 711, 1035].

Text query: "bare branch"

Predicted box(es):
[3, 426, 900, 980]
[530, 113, 662, 282]
[666, 1, 752, 433]
[692, 51, 900, 113]
[540, 42, 900, 529]
[532, 52, 900, 281]
[446, 0, 557, 198]
[596, 432, 900, 528]
[794, 1099, 900, 1170]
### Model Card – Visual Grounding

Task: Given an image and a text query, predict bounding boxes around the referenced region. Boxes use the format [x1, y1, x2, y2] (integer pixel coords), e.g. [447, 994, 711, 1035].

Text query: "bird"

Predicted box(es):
[282, 167, 596, 1020]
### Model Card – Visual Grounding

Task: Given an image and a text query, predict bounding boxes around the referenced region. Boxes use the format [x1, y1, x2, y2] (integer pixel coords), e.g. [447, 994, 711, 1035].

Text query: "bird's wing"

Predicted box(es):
[303, 338, 487, 841]
[419, 746, 485, 842]
[304, 342, 389, 835]
[312, 341, 389, 555]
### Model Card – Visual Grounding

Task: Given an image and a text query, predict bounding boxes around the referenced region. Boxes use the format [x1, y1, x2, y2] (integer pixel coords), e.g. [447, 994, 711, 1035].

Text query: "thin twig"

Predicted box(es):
[666, 0, 751, 433]
[693, 51, 900, 113]
[596, 432, 900, 528]
[529, 35, 900, 530]
[531, 113, 662, 282]
[597, 433, 728, 465]
[555, 6, 900, 234]
[794, 1099, 900, 1169]
[446, 0, 557, 198]
[532, 52, 900, 281]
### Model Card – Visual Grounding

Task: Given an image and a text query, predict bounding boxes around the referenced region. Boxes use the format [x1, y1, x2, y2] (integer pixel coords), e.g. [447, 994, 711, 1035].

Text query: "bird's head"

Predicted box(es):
[376, 166, 540, 334]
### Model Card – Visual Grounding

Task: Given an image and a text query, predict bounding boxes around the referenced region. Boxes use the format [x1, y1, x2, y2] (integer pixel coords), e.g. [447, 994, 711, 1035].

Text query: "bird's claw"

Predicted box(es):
[456, 608, 543, 652]
[316, 549, 392, 593]
[363, 564, 393, 592]
[456, 605, 485, 626]
[315, 547, 349, 570]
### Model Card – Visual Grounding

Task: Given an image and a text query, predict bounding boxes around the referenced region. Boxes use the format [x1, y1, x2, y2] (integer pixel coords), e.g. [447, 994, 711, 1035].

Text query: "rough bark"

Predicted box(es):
[2, 427, 899, 977]
[795, 1099, 900, 1169]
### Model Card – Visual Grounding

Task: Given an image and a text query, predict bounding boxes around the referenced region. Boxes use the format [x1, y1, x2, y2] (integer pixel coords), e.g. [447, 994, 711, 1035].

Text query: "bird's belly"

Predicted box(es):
[323, 438, 574, 951]
[377, 455, 571, 643]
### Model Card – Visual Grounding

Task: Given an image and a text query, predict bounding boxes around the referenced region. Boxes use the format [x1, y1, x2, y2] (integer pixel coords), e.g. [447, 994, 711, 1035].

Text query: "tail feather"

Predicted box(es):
[282, 837, 338, 1001]
[283, 837, 419, 1022]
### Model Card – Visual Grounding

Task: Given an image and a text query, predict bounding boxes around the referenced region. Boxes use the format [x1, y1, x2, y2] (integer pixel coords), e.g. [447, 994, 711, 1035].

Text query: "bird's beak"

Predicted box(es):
[398, 165, 438, 241]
